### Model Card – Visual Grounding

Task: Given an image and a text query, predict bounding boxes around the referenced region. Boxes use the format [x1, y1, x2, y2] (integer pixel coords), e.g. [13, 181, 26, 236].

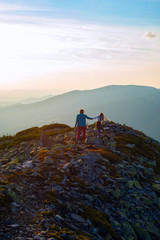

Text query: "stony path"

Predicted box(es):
[0, 122, 160, 239]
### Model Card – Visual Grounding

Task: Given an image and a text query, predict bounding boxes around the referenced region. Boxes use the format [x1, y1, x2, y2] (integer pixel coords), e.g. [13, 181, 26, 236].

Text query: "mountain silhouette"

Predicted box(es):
[0, 85, 159, 141]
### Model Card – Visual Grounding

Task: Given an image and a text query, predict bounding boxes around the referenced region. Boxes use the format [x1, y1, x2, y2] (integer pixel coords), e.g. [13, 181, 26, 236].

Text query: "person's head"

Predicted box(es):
[99, 112, 104, 120]
[80, 109, 84, 114]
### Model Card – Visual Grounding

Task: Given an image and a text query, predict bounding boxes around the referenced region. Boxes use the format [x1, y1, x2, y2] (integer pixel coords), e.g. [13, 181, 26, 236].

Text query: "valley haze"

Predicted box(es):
[0, 85, 159, 142]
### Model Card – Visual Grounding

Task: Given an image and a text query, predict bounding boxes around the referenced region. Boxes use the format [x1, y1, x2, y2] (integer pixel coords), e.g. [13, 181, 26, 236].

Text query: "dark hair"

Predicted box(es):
[80, 109, 84, 114]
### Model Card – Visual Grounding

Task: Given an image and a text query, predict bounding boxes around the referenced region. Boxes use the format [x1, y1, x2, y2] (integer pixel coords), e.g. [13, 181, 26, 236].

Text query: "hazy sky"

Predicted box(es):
[0, 0, 160, 91]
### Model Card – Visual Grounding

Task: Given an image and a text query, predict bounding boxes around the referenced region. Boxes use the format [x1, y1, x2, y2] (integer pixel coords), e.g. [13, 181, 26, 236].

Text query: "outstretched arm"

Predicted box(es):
[85, 114, 94, 120]
[92, 116, 99, 120]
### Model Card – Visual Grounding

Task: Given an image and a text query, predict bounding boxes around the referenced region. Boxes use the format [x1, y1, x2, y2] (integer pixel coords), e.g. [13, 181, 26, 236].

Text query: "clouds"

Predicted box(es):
[0, 1, 160, 90]
[145, 31, 157, 38]
[0, 17, 159, 85]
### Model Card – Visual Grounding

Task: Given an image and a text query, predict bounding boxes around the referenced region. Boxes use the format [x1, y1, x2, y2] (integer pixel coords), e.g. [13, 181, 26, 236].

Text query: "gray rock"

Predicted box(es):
[94, 138, 104, 147]
[40, 131, 53, 147]
[126, 144, 135, 148]
[85, 136, 96, 144]
[55, 214, 64, 222]
[70, 213, 85, 223]
[43, 156, 54, 165]
[85, 194, 94, 203]
[11, 202, 21, 214]
[62, 162, 71, 170]
[22, 160, 33, 169]
[137, 157, 156, 167]
[9, 224, 20, 228]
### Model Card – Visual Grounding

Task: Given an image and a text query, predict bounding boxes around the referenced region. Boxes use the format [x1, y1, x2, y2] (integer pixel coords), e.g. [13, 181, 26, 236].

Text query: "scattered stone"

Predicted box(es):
[22, 160, 33, 169]
[70, 213, 85, 223]
[40, 131, 53, 147]
[43, 156, 54, 165]
[0, 121, 160, 240]
[55, 215, 64, 222]
[85, 194, 94, 203]
[126, 144, 135, 148]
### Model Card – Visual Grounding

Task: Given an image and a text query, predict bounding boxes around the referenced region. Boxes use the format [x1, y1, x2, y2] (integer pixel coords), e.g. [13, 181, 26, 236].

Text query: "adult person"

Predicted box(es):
[75, 109, 93, 143]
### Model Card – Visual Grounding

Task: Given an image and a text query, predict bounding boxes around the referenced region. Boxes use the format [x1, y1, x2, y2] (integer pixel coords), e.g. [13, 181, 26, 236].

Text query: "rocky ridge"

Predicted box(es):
[0, 122, 160, 240]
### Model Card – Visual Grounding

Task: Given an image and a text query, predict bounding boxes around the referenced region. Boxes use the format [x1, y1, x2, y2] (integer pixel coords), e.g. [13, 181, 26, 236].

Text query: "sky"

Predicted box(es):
[0, 0, 160, 92]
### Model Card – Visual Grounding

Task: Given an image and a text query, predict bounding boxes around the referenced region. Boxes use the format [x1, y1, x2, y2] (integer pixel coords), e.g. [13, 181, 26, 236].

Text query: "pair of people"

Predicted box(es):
[75, 109, 108, 142]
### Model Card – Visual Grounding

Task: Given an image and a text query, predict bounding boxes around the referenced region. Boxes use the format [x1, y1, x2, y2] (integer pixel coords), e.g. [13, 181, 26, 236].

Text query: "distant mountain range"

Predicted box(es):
[0, 85, 160, 141]
[0, 95, 54, 108]
[0, 89, 65, 107]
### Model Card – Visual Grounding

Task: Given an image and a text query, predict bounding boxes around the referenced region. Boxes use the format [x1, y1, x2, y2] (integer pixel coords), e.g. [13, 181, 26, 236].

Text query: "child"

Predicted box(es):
[94, 113, 109, 138]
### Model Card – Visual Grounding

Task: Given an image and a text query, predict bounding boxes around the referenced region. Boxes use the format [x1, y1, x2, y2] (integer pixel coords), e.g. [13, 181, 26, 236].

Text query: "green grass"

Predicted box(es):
[0, 123, 71, 150]
[115, 134, 159, 160]
[82, 205, 121, 239]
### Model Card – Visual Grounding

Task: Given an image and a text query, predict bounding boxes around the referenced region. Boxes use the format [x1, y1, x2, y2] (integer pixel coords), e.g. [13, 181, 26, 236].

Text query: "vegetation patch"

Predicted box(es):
[93, 148, 122, 164]
[82, 205, 121, 239]
[46, 225, 93, 239]
[0, 189, 12, 207]
[115, 134, 159, 160]
[0, 123, 71, 150]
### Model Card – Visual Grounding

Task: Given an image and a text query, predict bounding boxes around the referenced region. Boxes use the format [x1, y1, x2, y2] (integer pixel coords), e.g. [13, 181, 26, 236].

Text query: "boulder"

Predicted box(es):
[40, 131, 53, 147]
[85, 194, 94, 203]
[43, 156, 54, 165]
[70, 213, 85, 223]
[22, 160, 33, 169]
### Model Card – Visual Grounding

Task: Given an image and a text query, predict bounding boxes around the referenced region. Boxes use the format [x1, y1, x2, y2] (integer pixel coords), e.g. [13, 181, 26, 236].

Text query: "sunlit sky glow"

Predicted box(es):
[0, 0, 160, 91]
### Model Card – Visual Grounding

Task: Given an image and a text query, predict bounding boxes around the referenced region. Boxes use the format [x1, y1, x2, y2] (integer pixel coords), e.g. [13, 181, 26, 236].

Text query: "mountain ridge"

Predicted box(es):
[0, 121, 160, 239]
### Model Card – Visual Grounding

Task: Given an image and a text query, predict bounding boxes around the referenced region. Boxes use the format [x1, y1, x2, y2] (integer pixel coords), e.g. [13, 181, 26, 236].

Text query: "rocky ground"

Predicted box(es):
[0, 122, 160, 240]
